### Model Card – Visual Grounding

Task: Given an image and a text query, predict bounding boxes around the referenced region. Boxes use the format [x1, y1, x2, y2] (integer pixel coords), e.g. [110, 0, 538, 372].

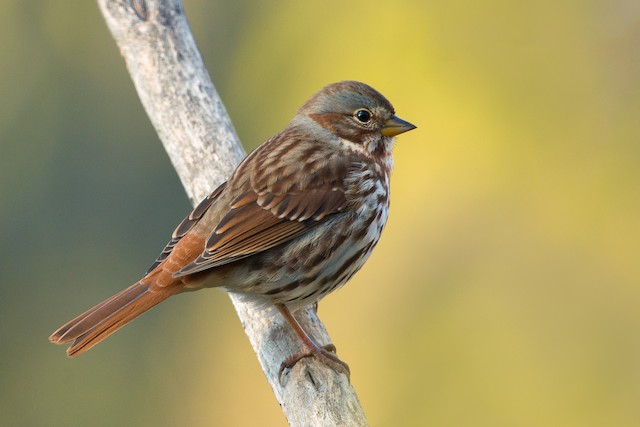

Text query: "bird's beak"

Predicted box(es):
[381, 115, 417, 137]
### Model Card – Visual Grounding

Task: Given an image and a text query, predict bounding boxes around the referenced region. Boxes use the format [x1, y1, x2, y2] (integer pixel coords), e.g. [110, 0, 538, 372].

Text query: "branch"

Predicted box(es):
[96, 1, 368, 425]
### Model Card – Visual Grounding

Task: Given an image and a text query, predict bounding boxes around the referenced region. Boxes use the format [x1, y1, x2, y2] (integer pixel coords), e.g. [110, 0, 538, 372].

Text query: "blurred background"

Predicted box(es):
[1, 0, 639, 426]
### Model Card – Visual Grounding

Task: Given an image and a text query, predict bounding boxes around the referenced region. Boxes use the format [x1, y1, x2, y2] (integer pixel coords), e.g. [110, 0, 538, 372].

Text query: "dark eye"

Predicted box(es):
[354, 109, 372, 124]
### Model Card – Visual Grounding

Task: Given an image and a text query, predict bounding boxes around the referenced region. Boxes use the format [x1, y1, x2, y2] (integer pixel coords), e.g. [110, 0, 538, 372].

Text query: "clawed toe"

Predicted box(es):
[274, 303, 350, 384]
[322, 343, 337, 353]
[278, 343, 350, 384]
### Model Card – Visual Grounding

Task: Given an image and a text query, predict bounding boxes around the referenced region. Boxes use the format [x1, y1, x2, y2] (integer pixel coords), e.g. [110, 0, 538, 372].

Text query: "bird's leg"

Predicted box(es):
[309, 302, 337, 353]
[275, 303, 350, 382]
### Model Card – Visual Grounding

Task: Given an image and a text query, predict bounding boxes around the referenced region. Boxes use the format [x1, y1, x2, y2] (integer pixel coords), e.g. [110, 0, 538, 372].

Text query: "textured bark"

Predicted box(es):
[96, 0, 368, 425]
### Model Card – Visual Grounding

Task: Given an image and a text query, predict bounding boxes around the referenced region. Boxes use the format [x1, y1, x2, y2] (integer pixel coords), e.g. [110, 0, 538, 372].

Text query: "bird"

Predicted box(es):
[49, 80, 416, 379]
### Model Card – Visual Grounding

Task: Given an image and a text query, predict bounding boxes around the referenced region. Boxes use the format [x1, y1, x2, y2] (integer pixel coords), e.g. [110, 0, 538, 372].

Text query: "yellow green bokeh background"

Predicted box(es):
[1, 1, 639, 426]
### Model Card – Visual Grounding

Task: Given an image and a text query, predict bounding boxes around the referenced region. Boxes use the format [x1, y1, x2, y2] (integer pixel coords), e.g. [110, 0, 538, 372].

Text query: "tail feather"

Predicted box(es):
[51, 283, 148, 342]
[49, 281, 180, 357]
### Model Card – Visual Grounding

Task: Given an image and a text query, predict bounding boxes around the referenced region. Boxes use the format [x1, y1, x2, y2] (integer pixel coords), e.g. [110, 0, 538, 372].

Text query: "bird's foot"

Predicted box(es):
[278, 342, 350, 383]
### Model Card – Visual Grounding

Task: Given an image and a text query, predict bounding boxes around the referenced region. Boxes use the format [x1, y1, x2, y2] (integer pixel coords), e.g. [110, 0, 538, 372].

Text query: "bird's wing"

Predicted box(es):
[144, 182, 227, 276]
[173, 131, 349, 277]
[173, 185, 346, 276]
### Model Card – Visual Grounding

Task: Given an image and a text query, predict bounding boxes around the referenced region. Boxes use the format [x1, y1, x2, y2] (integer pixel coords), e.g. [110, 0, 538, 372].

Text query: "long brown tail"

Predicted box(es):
[49, 280, 180, 357]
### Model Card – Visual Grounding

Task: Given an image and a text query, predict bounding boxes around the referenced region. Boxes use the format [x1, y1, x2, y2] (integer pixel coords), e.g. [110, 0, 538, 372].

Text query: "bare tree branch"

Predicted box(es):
[96, 0, 368, 425]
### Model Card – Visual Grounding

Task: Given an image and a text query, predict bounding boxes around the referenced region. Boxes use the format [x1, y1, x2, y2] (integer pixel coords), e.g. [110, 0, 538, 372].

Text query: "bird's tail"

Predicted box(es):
[49, 280, 181, 357]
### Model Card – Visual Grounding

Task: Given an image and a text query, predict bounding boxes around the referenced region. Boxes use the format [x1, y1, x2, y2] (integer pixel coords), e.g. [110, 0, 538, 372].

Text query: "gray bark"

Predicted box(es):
[96, 1, 368, 425]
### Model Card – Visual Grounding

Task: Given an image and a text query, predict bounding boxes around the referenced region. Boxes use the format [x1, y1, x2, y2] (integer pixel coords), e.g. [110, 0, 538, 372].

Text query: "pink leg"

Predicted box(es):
[275, 303, 350, 381]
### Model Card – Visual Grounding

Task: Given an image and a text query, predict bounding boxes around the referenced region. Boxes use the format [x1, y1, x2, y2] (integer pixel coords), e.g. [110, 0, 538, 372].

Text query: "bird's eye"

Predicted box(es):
[354, 109, 372, 124]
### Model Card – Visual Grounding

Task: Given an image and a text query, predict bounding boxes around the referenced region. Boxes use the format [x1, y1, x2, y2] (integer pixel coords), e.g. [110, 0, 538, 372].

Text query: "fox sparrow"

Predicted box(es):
[50, 80, 416, 378]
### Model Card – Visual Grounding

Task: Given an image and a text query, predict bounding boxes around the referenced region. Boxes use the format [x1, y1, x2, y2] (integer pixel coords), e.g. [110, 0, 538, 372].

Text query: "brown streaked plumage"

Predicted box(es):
[49, 81, 416, 378]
